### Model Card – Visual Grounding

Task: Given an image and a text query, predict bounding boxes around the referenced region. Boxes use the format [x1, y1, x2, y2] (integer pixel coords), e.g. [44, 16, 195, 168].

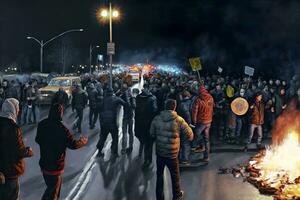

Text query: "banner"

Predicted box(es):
[189, 57, 202, 71]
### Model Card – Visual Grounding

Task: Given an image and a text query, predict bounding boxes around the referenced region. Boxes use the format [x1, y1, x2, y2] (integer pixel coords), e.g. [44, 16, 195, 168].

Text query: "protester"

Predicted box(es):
[52, 87, 69, 109]
[72, 85, 88, 133]
[26, 83, 39, 124]
[150, 99, 193, 200]
[97, 88, 126, 158]
[87, 83, 98, 129]
[177, 90, 193, 165]
[120, 83, 136, 154]
[0, 98, 33, 200]
[135, 83, 158, 168]
[36, 104, 88, 200]
[244, 92, 265, 151]
[192, 85, 214, 162]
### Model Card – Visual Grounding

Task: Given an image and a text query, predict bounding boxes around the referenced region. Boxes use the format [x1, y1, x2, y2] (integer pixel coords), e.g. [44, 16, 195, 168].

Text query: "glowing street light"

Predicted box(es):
[99, 3, 120, 89]
[112, 10, 119, 18]
[101, 10, 108, 17]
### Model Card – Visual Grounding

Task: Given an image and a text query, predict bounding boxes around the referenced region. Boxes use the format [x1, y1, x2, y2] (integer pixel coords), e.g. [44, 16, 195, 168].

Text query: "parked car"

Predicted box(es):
[39, 76, 81, 105]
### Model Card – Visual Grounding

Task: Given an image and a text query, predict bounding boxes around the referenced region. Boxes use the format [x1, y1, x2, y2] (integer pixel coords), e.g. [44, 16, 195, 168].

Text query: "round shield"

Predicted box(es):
[231, 97, 249, 116]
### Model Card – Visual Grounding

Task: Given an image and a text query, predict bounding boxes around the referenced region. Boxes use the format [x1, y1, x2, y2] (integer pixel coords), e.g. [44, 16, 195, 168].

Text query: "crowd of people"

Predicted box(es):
[0, 79, 42, 126]
[1, 70, 300, 200]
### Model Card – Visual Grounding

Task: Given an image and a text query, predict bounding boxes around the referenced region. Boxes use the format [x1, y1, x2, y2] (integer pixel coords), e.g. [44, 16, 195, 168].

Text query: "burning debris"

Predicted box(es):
[219, 99, 300, 200]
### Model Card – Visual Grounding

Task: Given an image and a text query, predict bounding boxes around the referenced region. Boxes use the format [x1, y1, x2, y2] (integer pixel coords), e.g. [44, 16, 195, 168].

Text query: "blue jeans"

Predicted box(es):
[247, 124, 263, 147]
[122, 118, 134, 150]
[179, 138, 191, 161]
[235, 117, 243, 137]
[192, 123, 211, 158]
[22, 105, 28, 124]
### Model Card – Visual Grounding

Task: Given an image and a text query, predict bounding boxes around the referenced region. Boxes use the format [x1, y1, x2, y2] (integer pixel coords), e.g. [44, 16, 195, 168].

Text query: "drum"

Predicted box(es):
[231, 97, 249, 116]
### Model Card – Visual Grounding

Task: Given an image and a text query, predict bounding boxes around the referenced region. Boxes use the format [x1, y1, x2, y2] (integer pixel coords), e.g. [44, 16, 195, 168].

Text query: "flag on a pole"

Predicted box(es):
[189, 57, 202, 71]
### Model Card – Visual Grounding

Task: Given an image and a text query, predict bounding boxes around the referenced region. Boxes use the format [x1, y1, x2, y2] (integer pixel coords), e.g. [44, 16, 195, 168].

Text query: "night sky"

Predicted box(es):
[1, 0, 300, 76]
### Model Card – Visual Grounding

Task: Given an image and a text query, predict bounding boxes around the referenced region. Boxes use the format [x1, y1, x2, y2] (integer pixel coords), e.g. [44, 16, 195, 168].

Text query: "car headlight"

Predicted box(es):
[42, 94, 49, 97]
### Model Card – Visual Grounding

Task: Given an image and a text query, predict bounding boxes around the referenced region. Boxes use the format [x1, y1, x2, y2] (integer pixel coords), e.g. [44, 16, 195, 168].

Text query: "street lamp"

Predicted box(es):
[99, 3, 120, 89]
[90, 45, 100, 74]
[27, 29, 84, 73]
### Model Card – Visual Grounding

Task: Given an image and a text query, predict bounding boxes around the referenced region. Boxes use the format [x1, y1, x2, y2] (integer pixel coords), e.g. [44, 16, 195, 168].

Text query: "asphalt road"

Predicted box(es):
[19, 79, 273, 200]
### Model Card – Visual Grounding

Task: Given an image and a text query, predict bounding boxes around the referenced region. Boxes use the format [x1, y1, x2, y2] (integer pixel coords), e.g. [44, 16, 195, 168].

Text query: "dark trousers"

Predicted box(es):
[144, 140, 153, 164]
[156, 155, 181, 200]
[0, 178, 19, 200]
[89, 107, 98, 127]
[42, 174, 62, 200]
[74, 108, 84, 131]
[97, 125, 119, 155]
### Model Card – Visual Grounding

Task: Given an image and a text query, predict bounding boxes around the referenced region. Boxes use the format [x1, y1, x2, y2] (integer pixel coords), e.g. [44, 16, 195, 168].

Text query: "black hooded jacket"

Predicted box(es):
[99, 93, 127, 128]
[135, 90, 158, 141]
[36, 104, 86, 173]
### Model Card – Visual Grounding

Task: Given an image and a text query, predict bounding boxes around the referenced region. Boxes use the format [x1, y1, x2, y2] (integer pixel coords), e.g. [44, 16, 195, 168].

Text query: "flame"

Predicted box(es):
[245, 98, 300, 198]
[258, 131, 300, 181]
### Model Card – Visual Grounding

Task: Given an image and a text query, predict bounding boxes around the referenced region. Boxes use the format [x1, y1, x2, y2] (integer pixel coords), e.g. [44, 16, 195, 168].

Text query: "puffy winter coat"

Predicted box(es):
[150, 110, 193, 159]
[99, 94, 126, 128]
[192, 86, 215, 125]
[250, 101, 265, 125]
[72, 89, 88, 110]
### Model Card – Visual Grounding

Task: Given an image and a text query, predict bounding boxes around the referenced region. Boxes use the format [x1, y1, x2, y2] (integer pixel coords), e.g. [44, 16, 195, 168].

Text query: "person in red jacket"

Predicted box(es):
[192, 85, 214, 162]
[36, 104, 88, 200]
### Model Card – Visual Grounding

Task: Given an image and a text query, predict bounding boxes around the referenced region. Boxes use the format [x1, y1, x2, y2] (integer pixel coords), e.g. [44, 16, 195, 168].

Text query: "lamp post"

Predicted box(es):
[90, 45, 100, 74]
[27, 29, 84, 73]
[100, 3, 119, 89]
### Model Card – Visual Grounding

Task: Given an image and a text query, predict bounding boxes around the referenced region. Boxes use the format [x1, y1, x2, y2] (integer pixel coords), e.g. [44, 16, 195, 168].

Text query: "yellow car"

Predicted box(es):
[39, 76, 81, 105]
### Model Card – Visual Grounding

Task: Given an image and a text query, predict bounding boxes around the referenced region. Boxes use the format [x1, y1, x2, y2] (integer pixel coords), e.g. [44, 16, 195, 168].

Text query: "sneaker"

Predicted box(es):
[174, 190, 184, 200]
[180, 160, 191, 166]
[97, 152, 104, 157]
[193, 147, 205, 153]
[202, 157, 209, 162]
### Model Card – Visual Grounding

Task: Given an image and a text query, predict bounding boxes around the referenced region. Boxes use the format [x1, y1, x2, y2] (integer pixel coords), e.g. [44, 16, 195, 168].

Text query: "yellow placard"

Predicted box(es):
[189, 57, 202, 71]
[226, 85, 235, 98]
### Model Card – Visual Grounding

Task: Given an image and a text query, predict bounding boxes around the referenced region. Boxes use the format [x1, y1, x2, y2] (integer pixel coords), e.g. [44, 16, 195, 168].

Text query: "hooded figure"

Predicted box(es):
[0, 98, 33, 200]
[191, 85, 215, 162]
[0, 98, 19, 123]
[36, 104, 88, 200]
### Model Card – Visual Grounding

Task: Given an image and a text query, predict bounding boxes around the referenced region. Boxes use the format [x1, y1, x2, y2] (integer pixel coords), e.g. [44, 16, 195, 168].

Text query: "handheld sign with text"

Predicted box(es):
[244, 66, 255, 76]
[189, 57, 202, 71]
[218, 66, 223, 73]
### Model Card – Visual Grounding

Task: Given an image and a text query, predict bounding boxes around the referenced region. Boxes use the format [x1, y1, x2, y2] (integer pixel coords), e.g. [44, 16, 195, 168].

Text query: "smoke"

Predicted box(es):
[118, 47, 181, 65]
[272, 98, 300, 146]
